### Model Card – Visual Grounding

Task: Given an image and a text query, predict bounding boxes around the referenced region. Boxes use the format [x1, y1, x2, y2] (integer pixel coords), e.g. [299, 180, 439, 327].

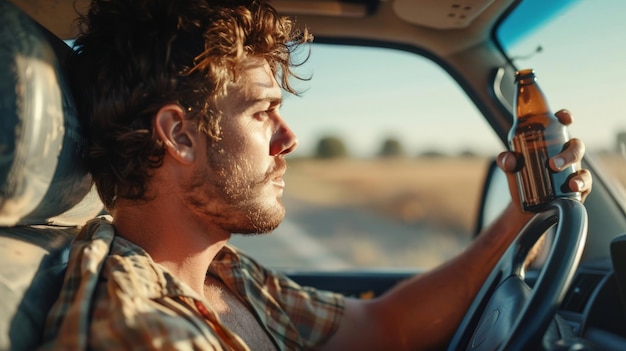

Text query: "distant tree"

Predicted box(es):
[458, 149, 478, 158]
[315, 136, 348, 158]
[378, 137, 405, 158]
[617, 131, 626, 153]
[418, 149, 448, 158]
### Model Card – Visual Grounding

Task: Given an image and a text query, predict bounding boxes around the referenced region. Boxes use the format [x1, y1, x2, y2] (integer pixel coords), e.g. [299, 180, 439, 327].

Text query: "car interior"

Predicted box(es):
[0, 1, 105, 349]
[3, 0, 626, 350]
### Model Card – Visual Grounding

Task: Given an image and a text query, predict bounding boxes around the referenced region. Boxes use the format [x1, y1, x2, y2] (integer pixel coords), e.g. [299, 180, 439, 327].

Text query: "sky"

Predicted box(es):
[280, 45, 499, 158]
[278, 0, 626, 158]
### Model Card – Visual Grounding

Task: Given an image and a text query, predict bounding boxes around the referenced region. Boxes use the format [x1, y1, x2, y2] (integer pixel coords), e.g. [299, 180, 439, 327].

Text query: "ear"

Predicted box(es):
[154, 104, 196, 164]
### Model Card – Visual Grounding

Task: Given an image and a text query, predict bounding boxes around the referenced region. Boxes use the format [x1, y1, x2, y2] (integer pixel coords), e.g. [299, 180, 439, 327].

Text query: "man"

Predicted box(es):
[42, 0, 592, 350]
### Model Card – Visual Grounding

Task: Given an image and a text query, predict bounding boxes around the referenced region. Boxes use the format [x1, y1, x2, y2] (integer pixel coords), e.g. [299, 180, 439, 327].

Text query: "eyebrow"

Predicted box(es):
[249, 96, 282, 107]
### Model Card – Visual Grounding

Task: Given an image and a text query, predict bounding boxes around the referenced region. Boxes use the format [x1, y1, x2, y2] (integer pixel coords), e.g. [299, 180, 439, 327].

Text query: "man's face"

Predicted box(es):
[183, 58, 298, 235]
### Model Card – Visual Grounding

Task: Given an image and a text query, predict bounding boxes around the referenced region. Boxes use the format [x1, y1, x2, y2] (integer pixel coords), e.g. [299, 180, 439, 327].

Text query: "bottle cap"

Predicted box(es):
[515, 68, 535, 81]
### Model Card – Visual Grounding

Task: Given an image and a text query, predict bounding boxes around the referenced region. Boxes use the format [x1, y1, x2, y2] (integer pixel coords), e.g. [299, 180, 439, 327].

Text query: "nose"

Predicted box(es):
[270, 122, 298, 156]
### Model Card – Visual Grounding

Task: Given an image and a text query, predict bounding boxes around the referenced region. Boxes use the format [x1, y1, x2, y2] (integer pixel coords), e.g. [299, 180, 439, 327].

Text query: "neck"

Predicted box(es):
[111, 198, 231, 296]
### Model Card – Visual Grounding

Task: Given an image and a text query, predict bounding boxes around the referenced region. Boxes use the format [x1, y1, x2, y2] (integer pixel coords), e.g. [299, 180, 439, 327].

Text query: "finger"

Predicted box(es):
[554, 109, 573, 126]
[569, 169, 593, 198]
[497, 151, 520, 173]
[549, 138, 585, 171]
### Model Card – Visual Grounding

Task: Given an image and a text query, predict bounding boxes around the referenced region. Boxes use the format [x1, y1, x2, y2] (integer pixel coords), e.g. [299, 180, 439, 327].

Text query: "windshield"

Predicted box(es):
[496, 0, 626, 197]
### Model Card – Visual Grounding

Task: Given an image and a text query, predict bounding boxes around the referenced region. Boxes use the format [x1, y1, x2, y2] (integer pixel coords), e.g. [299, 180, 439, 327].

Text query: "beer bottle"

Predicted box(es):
[508, 68, 581, 212]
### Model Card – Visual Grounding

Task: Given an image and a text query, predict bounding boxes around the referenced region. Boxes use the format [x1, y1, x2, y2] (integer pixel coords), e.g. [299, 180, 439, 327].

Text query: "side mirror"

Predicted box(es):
[474, 158, 511, 237]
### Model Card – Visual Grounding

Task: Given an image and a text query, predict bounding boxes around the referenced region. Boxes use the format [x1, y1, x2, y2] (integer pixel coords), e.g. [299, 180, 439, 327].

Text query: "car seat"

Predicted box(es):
[0, 1, 103, 350]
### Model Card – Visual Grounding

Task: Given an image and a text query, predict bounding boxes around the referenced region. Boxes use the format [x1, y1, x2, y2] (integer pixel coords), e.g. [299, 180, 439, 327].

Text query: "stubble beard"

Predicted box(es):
[183, 147, 286, 235]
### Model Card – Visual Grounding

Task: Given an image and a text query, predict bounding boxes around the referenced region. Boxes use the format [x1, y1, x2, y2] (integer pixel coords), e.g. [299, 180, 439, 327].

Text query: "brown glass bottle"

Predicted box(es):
[508, 69, 580, 212]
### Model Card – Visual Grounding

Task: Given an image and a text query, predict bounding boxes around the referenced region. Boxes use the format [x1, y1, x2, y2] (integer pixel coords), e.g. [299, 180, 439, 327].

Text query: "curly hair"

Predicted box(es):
[68, 0, 312, 209]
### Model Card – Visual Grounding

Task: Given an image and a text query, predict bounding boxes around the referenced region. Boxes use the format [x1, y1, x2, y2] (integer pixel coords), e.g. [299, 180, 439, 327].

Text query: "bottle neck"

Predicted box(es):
[516, 77, 536, 86]
[515, 82, 551, 119]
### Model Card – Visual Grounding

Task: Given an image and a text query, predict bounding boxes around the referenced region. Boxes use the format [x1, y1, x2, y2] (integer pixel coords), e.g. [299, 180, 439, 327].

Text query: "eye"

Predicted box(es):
[254, 105, 279, 121]
[254, 110, 270, 121]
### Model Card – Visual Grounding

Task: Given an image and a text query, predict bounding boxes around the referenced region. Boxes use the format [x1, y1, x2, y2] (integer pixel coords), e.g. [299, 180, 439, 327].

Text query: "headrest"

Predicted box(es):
[0, 0, 103, 226]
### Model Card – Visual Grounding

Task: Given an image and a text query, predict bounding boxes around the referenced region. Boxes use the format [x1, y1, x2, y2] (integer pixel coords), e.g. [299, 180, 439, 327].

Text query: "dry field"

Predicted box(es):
[285, 153, 626, 233]
[285, 156, 494, 235]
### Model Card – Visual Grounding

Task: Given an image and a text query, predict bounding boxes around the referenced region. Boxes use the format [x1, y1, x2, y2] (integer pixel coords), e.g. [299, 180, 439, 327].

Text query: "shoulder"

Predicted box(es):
[74, 217, 198, 299]
[45, 217, 232, 350]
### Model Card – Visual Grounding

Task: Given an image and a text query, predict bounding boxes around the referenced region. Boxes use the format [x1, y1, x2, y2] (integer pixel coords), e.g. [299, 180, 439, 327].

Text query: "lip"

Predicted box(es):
[271, 177, 285, 188]
[270, 169, 286, 188]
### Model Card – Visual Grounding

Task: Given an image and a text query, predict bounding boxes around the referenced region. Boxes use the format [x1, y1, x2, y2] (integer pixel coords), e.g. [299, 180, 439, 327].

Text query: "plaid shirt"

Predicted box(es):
[42, 217, 344, 350]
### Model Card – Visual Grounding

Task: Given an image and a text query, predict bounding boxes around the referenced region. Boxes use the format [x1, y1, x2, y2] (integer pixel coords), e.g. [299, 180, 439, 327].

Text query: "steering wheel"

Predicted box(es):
[446, 198, 588, 351]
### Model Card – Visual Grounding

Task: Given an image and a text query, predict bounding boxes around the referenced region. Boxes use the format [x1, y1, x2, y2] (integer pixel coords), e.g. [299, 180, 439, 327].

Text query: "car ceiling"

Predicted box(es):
[11, 0, 516, 56]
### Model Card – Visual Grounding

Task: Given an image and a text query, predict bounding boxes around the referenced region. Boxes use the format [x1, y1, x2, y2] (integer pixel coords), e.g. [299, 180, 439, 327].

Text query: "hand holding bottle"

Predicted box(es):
[507, 69, 583, 212]
[499, 106, 592, 213]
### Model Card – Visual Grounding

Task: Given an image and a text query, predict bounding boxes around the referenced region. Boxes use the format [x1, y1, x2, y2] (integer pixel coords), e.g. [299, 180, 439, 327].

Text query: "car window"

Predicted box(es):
[496, 0, 626, 204]
[229, 45, 503, 270]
